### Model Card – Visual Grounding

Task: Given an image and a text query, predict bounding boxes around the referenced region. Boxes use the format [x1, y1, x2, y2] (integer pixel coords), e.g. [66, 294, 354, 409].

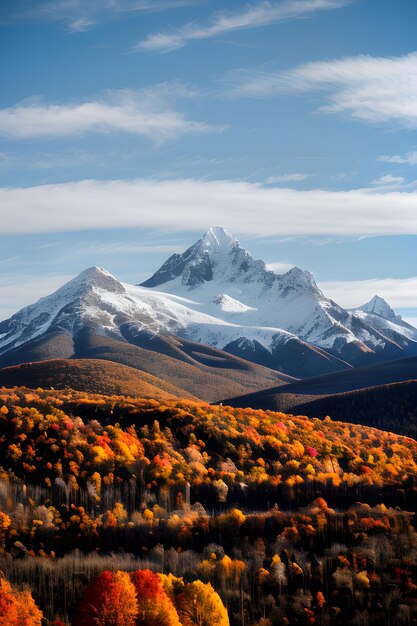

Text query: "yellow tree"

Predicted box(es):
[177, 580, 229, 626]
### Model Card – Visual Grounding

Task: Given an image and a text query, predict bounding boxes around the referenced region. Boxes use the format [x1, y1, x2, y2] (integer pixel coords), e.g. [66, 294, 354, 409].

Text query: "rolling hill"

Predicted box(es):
[221, 355, 417, 415]
[0, 328, 294, 402]
[0, 358, 198, 400]
[292, 379, 417, 438]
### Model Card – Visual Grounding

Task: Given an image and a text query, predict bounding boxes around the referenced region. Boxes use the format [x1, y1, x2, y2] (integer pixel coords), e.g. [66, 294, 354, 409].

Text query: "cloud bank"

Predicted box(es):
[2, 177, 417, 236]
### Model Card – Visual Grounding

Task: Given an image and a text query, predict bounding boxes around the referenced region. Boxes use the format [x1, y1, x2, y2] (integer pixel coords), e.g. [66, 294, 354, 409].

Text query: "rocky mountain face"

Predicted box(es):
[359, 295, 401, 322]
[140, 227, 417, 366]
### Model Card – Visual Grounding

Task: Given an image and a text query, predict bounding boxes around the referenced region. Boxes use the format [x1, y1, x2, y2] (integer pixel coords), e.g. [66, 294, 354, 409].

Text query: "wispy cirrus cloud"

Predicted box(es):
[2, 177, 417, 237]
[80, 242, 183, 255]
[229, 51, 417, 128]
[0, 0, 191, 32]
[0, 83, 224, 142]
[378, 151, 417, 165]
[137, 0, 351, 52]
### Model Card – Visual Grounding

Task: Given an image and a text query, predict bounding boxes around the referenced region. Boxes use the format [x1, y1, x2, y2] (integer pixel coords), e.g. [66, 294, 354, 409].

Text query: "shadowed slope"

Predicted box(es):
[292, 380, 417, 438]
[73, 330, 295, 402]
[221, 355, 417, 411]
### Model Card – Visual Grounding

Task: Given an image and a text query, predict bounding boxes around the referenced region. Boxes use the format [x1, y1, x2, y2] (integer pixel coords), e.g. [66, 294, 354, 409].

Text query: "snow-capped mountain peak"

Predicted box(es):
[0, 267, 130, 355]
[67, 266, 126, 294]
[201, 226, 237, 251]
[1, 230, 416, 378]
[359, 295, 400, 322]
[278, 266, 321, 295]
[139, 228, 417, 361]
[141, 226, 267, 289]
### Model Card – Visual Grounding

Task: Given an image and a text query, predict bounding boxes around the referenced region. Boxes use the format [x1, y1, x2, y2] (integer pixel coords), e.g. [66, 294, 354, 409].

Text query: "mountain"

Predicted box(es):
[1, 228, 416, 388]
[140, 227, 417, 367]
[0, 265, 350, 381]
[290, 379, 417, 438]
[0, 267, 296, 400]
[142, 226, 268, 289]
[358, 295, 402, 321]
[350, 295, 417, 352]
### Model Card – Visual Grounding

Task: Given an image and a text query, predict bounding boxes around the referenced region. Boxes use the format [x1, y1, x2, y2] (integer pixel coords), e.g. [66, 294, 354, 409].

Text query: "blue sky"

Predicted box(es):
[0, 0, 416, 323]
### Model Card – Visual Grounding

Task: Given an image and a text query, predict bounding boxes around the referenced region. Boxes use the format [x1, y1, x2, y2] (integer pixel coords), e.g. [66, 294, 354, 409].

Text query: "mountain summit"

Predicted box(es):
[140, 227, 417, 365]
[141, 226, 269, 289]
[359, 295, 401, 322]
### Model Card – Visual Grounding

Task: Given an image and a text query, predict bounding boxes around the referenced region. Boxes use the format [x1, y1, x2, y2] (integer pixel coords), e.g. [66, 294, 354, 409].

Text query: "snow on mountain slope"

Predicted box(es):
[0, 265, 300, 358]
[351, 295, 417, 350]
[211, 294, 256, 314]
[359, 295, 401, 321]
[0, 263, 351, 378]
[140, 227, 417, 362]
[1, 228, 416, 379]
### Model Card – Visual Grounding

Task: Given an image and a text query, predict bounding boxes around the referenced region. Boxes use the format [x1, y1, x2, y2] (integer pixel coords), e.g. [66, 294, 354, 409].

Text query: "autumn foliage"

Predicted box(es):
[1, 386, 416, 500]
[0, 575, 43, 626]
[73, 570, 138, 626]
[73, 570, 227, 626]
[1, 385, 417, 625]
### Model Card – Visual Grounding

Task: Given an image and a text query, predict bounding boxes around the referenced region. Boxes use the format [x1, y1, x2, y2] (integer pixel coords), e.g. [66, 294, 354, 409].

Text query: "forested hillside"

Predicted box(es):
[1, 387, 417, 624]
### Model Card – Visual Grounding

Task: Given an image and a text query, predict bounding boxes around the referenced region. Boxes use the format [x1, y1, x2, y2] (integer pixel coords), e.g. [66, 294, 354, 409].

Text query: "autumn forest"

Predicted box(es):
[1, 386, 417, 625]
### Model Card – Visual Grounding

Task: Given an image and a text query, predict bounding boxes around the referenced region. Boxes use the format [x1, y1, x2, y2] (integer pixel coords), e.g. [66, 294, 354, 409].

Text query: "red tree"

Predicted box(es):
[72, 570, 138, 626]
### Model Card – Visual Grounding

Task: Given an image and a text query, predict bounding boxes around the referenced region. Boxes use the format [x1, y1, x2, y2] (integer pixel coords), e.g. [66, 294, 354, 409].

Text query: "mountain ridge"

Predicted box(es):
[0, 227, 416, 383]
[139, 227, 417, 366]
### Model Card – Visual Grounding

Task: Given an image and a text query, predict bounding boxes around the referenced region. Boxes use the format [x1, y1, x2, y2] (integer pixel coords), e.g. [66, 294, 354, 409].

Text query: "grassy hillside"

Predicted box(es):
[0, 329, 293, 401]
[0, 358, 197, 400]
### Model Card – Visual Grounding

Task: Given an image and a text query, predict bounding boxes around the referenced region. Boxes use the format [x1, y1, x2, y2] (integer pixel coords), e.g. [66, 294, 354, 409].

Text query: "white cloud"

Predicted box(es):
[69, 17, 96, 32]
[319, 276, 417, 311]
[2, 177, 417, 236]
[137, 0, 351, 52]
[0, 85, 223, 142]
[266, 173, 308, 183]
[371, 174, 405, 185]
[378, 151, 417, 165]
[229, 51, 417, 128]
